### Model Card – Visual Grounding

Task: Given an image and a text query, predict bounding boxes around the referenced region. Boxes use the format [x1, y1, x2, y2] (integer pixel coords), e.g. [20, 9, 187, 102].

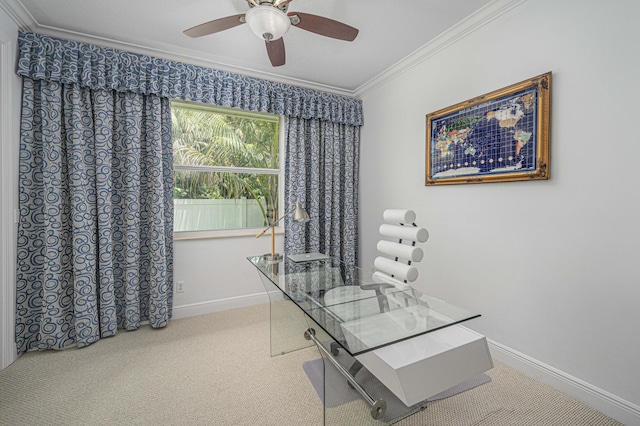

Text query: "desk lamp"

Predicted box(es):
[256, 201, 309, 261]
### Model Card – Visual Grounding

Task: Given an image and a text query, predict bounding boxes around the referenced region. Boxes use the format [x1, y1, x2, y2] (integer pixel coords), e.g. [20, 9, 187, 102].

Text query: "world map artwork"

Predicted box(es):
[429, 88, 538, 179]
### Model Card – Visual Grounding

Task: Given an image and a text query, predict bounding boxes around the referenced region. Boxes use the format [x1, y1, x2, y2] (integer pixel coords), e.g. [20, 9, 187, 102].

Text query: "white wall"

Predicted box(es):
[0, 5, 21, 369]
[2, 0, 639, 422]
[172, 233, 280, 318]
[358, 0, 640, 421]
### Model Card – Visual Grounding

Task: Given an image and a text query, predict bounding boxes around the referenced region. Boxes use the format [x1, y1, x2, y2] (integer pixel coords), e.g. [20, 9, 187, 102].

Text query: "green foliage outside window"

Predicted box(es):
[172, 102, 280, 229]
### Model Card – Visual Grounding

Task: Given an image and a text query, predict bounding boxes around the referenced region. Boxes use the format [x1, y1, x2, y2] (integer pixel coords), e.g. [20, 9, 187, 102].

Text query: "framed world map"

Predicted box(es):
[425, 72, 551, 185]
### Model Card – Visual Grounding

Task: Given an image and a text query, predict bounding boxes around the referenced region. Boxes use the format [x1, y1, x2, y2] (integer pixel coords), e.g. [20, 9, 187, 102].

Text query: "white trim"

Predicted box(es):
[354, 0, 527, 97]
[0, 37, 17, 370]
[174, 165, 279, 175]
[0, 0, 527, 98]
[171, 293, 270, 320]
[488, 339, 640, 426]
[174, 227, 282, 241]
[277, 114, 285, 231]
[0, 0, 31, 31]
[0, 0, 352, 97]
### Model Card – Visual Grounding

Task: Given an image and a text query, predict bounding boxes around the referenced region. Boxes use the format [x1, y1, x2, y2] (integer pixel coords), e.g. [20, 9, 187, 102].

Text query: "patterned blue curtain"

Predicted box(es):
[15, 31, 363, 351]
[16, 32, 363, 126]
[284, 117, 360, 265]
[16, 79, 173, 352]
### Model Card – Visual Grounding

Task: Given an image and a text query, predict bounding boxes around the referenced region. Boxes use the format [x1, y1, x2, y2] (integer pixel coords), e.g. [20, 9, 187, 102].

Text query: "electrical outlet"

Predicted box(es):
[176, 281, 185, 293]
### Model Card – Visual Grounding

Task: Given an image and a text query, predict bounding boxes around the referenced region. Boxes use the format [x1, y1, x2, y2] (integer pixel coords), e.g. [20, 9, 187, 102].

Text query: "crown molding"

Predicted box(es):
[0, 0, 527, 101]
[0, 0, 354, 97]
[354, 0, 527, 98]
[37, 24, 357, 97]
[0, 0, 34, 31]
[0, 0, 526, 99]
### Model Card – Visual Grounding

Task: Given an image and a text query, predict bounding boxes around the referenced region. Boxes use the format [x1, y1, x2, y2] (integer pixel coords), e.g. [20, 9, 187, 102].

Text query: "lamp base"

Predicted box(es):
[262, 253, 283, 263]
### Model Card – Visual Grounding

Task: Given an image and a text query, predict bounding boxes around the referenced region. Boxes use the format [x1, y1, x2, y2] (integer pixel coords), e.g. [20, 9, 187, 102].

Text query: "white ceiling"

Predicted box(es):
[3, 0, 496, 94]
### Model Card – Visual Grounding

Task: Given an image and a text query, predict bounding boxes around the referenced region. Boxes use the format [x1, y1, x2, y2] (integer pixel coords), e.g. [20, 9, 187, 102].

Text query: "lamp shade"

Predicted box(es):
[245, 5, 291, 41]
[292, 202, 310, 223]
[256, 201, 310, 262]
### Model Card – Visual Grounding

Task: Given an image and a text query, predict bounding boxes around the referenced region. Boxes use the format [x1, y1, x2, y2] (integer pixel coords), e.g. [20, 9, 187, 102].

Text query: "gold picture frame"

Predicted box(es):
[425, 72, 551, 185]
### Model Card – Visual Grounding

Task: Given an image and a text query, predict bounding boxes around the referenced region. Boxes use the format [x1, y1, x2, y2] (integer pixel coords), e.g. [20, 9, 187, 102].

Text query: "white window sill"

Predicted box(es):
[174, 227, 283, 241]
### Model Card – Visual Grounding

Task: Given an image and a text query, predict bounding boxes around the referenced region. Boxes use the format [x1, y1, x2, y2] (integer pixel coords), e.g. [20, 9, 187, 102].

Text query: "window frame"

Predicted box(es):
[171, 101, 285, 240]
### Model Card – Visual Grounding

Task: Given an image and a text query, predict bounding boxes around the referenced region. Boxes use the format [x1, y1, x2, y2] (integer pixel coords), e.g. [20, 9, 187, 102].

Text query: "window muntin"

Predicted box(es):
[171, 101, 280, 233]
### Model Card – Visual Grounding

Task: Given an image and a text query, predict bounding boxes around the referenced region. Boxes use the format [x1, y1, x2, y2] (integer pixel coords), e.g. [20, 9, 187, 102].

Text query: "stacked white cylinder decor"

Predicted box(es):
[373, 209, 429, 289]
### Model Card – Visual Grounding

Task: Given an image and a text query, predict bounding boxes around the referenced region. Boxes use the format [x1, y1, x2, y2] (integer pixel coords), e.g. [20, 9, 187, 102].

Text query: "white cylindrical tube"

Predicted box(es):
[379, 224, 429, 243]
[374, 256, 419, 282]
[383, 209, 416, 224]
[377, 240, 424, 262]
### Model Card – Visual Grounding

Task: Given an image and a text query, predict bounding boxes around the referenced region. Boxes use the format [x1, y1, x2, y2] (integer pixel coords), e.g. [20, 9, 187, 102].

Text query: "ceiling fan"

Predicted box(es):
[184, 0, 359, 67]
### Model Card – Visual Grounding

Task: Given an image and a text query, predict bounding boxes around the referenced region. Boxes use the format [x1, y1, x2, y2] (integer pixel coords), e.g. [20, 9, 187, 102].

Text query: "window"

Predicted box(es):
[171, 101, 281, 235]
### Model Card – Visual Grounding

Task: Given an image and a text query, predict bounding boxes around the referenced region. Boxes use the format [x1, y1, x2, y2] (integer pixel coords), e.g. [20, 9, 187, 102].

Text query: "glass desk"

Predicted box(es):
[248, 255, 492, 424]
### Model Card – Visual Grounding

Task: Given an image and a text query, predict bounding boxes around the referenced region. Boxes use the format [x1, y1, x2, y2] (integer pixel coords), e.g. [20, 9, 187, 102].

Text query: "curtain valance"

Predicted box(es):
[17, 31, 363, 126]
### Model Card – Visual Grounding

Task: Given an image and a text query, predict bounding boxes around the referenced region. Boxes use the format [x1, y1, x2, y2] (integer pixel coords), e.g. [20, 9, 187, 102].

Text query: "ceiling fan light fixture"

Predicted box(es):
[245, 5, 291, 41]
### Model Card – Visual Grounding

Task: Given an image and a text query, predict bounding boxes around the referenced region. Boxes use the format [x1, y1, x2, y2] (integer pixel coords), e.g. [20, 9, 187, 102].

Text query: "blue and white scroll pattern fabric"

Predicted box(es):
[17, 31, 363, 127]
[15, 30, 361, 351]
[16, 78, 173, 352]
[284, 117, 360, 266]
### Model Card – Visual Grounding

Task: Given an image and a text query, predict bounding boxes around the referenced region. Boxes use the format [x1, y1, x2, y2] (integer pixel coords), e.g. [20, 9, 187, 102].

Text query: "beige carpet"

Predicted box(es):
[0, 304, 623, 426]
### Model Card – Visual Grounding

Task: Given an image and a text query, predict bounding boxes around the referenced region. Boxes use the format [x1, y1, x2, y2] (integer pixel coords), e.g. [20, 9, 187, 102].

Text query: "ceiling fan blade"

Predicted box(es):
[184, 14, 246, 38]
[265, 38, 286, 67]
[289, 12, 358, 41]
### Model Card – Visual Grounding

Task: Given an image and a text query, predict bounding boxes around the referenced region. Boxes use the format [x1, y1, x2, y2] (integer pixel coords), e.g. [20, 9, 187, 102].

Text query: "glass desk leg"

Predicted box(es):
[257, 272, 314, 356]
[303, 315, 428, 425]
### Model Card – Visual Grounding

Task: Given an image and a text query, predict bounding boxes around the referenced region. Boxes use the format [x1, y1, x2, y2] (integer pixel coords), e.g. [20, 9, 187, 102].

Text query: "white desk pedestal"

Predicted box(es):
[354, 324, 493, 407]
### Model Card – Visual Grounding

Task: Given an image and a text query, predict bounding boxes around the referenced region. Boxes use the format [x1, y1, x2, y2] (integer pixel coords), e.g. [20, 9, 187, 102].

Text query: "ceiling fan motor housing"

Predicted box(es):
[185, 0, 358, 67]
[247, 0, 289, 13]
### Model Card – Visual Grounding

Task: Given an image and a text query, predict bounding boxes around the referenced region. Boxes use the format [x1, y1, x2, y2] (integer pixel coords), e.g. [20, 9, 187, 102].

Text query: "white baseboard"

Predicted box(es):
[488, 339, 640, 426]
[171, 292, 270, 320]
